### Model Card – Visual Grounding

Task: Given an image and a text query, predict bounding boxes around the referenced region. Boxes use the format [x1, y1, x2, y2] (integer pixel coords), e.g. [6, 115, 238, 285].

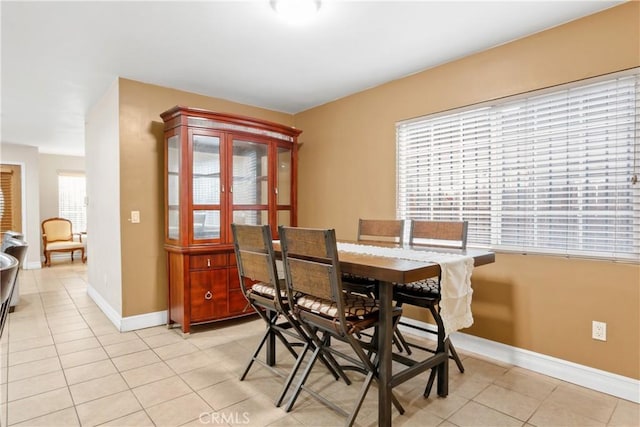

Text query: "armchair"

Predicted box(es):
[41, 217, 85, 267]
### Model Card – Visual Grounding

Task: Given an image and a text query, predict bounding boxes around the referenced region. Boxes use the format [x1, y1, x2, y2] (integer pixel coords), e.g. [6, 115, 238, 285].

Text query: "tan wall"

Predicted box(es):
[117, 79, 294, 318]
[293, 2, 640, 379]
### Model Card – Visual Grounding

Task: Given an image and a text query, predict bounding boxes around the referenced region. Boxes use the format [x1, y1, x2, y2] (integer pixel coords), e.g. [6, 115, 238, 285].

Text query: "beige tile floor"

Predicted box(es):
[0, 261, 638, 426]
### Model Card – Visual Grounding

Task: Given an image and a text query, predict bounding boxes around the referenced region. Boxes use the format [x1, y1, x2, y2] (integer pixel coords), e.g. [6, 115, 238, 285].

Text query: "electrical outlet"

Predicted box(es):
[592, 321, 607, 341]
[131, 211, 140, 223]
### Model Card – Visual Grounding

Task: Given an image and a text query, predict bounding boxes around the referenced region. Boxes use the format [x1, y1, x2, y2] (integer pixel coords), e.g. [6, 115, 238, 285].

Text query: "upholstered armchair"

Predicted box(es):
[41, 218, 85, 267]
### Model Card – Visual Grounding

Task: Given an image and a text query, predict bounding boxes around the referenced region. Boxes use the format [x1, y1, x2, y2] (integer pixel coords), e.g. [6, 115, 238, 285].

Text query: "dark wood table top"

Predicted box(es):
[274, 240, 495, 284]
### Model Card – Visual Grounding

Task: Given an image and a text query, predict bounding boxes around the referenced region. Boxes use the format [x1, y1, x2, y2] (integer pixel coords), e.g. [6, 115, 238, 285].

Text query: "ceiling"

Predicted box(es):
[1, 0, 622, 157]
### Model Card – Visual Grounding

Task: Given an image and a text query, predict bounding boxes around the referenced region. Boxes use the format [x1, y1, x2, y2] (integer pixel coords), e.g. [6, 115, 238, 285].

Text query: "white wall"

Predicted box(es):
[85, 79, 123, 319]
[38, 154, 85, 224]
[0, 143, 41, 268]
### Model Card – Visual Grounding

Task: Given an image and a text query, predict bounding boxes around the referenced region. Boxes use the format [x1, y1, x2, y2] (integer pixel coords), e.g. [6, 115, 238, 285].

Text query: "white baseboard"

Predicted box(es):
[87, 285, 122, 331]
[24, 261, 42, 270]
[86, 285, 167, 332]
[398, 318, 640, 403]
[120, 310, 167, 332]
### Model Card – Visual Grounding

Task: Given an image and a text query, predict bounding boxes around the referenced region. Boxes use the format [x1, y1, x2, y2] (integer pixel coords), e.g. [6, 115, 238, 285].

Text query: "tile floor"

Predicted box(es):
[0, 261, 638, 426]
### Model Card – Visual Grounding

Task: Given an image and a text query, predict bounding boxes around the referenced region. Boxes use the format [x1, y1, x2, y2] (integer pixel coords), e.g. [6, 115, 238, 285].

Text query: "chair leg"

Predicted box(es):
[423, 368, 437, 398]
[392, 301, 412, 355]
[285, 343, 322, 412]
[346, 369, 375, 427]
[448, 339, 464, 373]
[275, 341, 310, 407]
[240, 311, 298, 379]
[239, 325, 271, 381]
[394, 328, 412, 355]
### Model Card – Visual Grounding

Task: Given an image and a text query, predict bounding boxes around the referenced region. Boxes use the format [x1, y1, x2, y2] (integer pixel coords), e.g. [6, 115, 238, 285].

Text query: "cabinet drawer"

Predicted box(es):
[190, 254, 227, 270]
[190, 270, 228, 321]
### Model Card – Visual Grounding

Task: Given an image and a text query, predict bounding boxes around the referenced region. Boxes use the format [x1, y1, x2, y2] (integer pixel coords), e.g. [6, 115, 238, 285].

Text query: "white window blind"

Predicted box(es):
[397, 72, 640, 261]
[58, 173, 86, 233]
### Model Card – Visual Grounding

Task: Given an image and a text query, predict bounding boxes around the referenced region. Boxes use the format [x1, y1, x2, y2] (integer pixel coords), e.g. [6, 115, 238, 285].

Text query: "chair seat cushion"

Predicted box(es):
[46, 241, 84, 251]
[249, 280, 298, 300]
[297, 293, 378, 319]
[342, 273, 377, 286]
[250, 282, 277, 297]
[394, 278, 440, 296]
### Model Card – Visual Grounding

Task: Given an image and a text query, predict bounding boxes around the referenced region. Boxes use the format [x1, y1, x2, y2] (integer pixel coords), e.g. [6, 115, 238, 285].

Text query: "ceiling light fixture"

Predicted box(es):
[270, 0, 321, 25]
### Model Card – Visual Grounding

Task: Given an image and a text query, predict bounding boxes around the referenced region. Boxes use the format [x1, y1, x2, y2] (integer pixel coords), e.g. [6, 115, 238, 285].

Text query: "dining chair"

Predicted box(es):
[342, 219, 410, 353]
[343, 218, 405, 297]
[279, 226, 405, 426]
[393, 220, 468, 397]
[231, 224, 344, 407]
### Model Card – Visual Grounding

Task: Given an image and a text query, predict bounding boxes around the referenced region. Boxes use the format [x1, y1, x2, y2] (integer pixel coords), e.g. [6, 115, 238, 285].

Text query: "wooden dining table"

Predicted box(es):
[274, 240, 495, 426]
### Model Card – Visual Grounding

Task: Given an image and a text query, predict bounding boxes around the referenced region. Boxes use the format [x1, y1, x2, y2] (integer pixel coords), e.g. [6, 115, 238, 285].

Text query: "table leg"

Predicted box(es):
[378, 281, 393, 426]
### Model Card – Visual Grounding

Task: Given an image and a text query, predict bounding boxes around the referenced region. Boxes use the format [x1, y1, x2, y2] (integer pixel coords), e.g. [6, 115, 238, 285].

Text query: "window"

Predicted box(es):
[397, 71, 640, 261]
[58, 173, 86, 233]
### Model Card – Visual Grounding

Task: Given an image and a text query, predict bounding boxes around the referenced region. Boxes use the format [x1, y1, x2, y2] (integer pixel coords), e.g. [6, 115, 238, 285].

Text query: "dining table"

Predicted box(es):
[273, 240, 495, 426]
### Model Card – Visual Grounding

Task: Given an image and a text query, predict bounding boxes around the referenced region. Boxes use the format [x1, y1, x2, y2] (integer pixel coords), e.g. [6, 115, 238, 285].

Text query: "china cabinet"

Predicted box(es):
[161, 106, 300, 333]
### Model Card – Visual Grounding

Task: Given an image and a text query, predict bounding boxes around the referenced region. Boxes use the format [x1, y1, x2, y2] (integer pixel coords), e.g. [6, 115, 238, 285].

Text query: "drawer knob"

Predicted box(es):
[207, 258, 211, 267]
[205, 291, 213, 300]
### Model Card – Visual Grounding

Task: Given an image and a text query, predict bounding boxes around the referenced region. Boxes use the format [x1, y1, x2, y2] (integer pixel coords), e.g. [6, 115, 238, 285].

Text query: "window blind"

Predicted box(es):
[58, 173, 87, 233]
[0, 170, 15, 233]
[397, 72, 640, 261]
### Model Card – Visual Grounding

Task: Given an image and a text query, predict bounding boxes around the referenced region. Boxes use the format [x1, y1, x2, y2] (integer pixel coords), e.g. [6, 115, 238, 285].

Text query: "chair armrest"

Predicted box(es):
[42, 234, 48, 246]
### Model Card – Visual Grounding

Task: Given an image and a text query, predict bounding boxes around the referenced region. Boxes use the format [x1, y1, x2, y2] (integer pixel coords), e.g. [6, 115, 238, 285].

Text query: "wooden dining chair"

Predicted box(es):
[393, 220, 468, 397]
[357, 218, 405, 245]
[342, 219, 410, 353]
[343, 218, 405, 297]
[231, 224, 344, 407]
[279, 226, 404, 426]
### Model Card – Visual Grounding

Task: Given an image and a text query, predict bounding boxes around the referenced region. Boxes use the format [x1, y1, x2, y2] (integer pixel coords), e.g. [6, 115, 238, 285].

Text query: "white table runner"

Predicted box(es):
[337, 243, 475, 337]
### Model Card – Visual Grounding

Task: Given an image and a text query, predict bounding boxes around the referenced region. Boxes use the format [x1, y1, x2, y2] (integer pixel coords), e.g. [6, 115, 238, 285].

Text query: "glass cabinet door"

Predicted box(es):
[192, 134, 222, 241]
[167, 135, 180, 240]
[231, 139, 269, 226]
[276, 145, 293, 226]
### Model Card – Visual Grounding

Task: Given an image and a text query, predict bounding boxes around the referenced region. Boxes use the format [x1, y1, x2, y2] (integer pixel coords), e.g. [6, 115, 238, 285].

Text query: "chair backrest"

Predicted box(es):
[42, 218, 74, 243]
[357, 219, 405, 245]
[278, 226, 346, 321]
[231, 223, 285, 307]
[409, 220, 468, 250]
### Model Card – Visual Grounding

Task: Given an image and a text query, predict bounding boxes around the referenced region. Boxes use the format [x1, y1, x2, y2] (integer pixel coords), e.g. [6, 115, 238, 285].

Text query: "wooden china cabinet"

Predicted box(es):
[161, 106, 301, 333]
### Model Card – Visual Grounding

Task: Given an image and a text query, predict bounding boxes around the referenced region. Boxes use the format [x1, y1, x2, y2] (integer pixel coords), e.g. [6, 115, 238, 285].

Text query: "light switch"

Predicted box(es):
[131, 211, 140, 223]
